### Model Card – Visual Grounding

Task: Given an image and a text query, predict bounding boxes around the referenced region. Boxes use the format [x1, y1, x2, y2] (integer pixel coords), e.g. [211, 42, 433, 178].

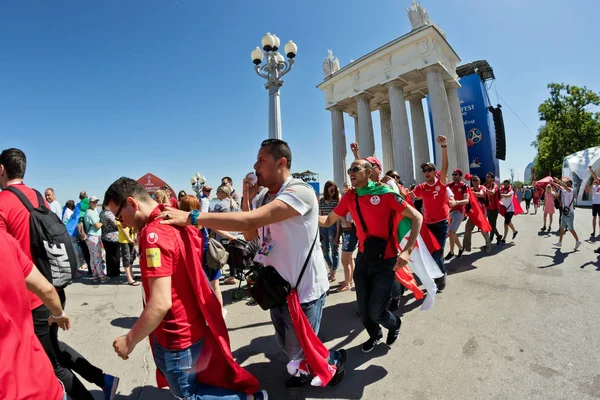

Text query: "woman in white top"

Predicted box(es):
[338, 183, 356, 292]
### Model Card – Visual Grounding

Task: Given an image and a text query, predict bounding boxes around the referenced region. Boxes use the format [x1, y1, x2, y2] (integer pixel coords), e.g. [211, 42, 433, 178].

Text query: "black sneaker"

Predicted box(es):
[500, 239, 506, 244]
[328, 349, 347, 387]
[386, 317, 402, 346]
[435, 274, 447, 291]
[456, 248, 464, 259]
[284, 373, 312, 388]
[512, 231, 518, 240]
[361, 331, 382, 353]
[541, 226, 546, 232]
[594, 247, 600, 254]
[389, 297, 400, 312]
[444, 252, 455, 261]
[253, 390, 268, 400]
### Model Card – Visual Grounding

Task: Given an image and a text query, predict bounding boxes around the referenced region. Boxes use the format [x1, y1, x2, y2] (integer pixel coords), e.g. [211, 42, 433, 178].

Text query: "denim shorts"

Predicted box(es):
[560, 212, 575, 230]
[341, 230, 358, 252]
[448, 211, 464, 233]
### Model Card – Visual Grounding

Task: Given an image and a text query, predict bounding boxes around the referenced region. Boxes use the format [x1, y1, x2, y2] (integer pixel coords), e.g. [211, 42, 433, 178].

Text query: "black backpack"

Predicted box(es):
[5, 186, 77, 288]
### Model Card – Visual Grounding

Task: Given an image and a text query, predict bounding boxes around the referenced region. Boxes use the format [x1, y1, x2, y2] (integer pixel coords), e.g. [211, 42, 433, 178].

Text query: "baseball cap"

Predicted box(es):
[452, 169, 463, 176]
[420, 162, 437, 171]
[89, 196, 99, 202]
[364, 156, 382, 170]
[202, 185, 213, 192]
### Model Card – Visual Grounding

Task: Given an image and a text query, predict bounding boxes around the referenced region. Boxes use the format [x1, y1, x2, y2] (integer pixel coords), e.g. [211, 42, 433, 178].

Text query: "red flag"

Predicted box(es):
[149, 219, 260, 393]
[395, 266, 425, 300]
[466, 188, 492, 232]
[286, 290, 336, 386]
[498, 186, 524, 217]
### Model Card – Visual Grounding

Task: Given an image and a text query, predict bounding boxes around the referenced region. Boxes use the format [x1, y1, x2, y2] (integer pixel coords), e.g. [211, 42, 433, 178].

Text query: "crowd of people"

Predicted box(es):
[1, 137, 598, 399]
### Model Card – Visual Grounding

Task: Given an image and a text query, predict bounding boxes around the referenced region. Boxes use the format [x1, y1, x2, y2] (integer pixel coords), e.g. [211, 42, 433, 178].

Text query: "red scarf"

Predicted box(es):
[149, 222, 260, 393]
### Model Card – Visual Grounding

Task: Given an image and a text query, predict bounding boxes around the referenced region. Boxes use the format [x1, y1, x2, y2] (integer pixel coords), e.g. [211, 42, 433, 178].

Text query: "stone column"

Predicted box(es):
[378, 104, 394, 172]
[355, 94, 376, 157]
[352, 114, 360, 148]
[424, 65, 457, 174]
[329, 106, 347, 189]
[386, 82, 415, 185]
[446, 82, 469, 173]
[407, 93, 430, 184]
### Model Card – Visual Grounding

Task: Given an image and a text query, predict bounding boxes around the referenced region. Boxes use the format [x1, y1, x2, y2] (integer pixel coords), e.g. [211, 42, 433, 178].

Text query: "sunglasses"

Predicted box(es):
[115, 200, 126, 222]
[389, 174, 400, 180]
[452, 173, 460, 176]
[347, 166, 365, 174]
[422, 168, 434, 173]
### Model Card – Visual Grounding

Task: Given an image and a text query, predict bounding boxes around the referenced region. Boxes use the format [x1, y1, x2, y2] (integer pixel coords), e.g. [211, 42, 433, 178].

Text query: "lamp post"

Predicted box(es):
[251, 33, 298, 140]
[190, 172, 206, 199]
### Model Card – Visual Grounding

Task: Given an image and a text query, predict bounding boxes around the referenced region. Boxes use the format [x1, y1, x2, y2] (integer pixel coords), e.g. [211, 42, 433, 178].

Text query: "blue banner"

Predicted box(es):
[428, 73, 500, 179]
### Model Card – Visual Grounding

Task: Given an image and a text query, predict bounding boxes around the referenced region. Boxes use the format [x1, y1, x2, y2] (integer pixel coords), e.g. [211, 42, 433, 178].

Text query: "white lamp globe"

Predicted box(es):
[261, 33, 275, 52]
[251, 47, 264, 65]
[284, 40, 297, 59]
[274, 52, 285, 63]
[272, 34, 281, 50]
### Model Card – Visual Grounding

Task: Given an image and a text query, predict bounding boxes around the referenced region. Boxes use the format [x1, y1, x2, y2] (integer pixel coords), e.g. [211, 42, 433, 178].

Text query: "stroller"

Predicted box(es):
[226, 237, 260, 301]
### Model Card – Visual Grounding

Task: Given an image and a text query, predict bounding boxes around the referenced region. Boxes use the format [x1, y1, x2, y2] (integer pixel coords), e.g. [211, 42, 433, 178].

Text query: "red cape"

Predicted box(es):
[150, 222, 260, 393]
[467, 188, 492, 232]
[498, 186, 524, 216]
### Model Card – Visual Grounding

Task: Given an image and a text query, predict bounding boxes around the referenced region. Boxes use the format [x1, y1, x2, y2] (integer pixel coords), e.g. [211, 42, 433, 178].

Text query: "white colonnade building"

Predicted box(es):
[317, 1, 469, 188]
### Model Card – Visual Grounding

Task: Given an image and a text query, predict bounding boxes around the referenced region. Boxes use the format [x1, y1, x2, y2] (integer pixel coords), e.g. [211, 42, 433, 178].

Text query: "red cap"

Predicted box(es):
[453, 169, 463, 176]
[365, 156, 382, 170]
[202, 185, 213, 192]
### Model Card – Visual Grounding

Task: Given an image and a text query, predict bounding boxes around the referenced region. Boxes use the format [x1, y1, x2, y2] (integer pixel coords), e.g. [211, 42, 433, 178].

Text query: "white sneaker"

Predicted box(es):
[575, 241, 582, 250]
[553, 242, 562, 248]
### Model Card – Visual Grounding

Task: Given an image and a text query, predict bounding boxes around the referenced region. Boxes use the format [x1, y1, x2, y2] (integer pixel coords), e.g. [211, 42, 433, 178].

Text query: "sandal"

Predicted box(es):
[337, 283, 351, 292]
[127, 281, 141, 286]
[99, 276, 110, 284]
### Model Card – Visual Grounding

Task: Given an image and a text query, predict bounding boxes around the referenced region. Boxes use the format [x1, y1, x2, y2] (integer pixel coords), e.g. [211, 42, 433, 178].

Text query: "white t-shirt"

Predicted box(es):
[62, 208, 73, 224]
[200, 196, 210, 213]
[592, 184, 600, 204]
[500, 191, 514, 209]
[561, 189, 575, 213]
[49, 200, 62, 217]
[252, 178, 329, 304]
[385, 180, 400, 194]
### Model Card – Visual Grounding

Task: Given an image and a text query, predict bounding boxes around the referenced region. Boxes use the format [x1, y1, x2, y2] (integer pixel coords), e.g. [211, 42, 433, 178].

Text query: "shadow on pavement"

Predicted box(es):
[445, 242, 515, 277]
[536, 248, 574, 268]
[111, 316, 138, 329]
[580, 258, 600, 271]
[90, 386, 173, 399]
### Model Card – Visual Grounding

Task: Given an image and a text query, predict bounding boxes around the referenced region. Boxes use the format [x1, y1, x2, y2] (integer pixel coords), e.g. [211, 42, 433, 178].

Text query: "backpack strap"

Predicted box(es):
[4, 186, 35, 212]
[294, 228, 319, 288]
[354, 192, 369, 234]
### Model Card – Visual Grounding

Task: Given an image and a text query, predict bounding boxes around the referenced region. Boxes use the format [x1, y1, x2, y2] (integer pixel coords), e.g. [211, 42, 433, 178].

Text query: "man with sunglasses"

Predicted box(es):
[445, 169, 468, 260]
[349, 142, 402, 195]
[320, 158, 422, 353]
[409, 136, 451, 291]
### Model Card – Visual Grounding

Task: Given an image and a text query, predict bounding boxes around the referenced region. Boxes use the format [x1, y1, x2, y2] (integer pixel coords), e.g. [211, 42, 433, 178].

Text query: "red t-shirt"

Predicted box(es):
[0, 183, 46, 310]
[412, 179, 451, 224]
[333, 191, 406, 259]
[0, 231, 64, 400]
[447, 181, 468, 214]
[169, 197, 179, 209]
[139, 205, 205, 350]
[484, 182, 499, 211]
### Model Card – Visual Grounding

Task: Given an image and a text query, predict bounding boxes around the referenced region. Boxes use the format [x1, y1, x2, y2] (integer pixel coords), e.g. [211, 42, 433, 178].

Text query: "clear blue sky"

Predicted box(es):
[2, 0, 599, 202]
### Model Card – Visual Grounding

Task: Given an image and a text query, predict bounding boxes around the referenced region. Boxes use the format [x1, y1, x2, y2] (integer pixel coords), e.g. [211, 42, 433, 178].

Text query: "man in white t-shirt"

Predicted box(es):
[157, 139, 346, 389]
[587, 166, 600, 236]
[44, 188, 62, 217]
[552, 178, 581, 250]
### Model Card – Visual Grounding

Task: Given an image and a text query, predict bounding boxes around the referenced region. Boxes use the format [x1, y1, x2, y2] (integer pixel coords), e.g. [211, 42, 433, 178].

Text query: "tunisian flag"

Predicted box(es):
[152, 220, 260, 393]
[498, 186, 524, 216]
[466, 187, 492, 232]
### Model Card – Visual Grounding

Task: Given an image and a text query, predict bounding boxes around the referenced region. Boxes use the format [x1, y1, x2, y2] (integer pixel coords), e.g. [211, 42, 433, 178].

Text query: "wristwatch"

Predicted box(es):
[190, 209, 200, 225]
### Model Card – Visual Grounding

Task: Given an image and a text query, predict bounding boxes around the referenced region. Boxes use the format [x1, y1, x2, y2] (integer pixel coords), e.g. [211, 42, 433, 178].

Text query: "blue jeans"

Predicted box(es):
[427, 220, 449, 274]
[270, 292, 341, 366]
[354, 254, 400, 339]
[152, 338, 249, 400]
[320, 225, 340, 271]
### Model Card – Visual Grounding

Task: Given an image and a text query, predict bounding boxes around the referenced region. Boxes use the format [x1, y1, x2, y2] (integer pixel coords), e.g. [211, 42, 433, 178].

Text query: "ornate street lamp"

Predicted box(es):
[190, 172, 206, 199]
[251, 33, 298, 140]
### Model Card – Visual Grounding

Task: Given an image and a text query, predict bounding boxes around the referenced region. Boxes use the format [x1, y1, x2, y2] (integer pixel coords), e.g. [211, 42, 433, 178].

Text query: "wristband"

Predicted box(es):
[51, 312, 66, 319]
[441, 145, 447, 148]
[190, 209, 200, 226]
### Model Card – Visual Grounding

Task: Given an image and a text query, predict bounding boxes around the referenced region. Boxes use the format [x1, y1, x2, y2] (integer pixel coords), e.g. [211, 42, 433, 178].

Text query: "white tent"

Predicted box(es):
[561, 146, 600, 207]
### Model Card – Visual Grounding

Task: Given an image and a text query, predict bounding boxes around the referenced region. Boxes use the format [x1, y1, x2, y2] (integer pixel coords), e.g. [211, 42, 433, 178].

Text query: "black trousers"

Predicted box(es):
[487, 209, 502, 241]
[102, 240, 121, 277]
[32, 290, 104, 400]
[78, 239, 91, 274]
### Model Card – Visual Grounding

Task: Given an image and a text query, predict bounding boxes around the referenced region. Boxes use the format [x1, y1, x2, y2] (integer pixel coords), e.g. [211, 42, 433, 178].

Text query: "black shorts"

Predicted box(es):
[524, 198, 531, 207]
[504, 211, 514, 225]
[593, 204, 600, 217]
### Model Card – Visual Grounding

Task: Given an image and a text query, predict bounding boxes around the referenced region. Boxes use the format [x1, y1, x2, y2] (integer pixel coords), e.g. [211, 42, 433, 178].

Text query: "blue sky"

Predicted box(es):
[1, 0, 599, 202]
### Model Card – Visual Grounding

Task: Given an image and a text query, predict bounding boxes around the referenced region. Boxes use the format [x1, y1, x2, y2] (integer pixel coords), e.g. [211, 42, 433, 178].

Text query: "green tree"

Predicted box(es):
[531, 83, 600, 177]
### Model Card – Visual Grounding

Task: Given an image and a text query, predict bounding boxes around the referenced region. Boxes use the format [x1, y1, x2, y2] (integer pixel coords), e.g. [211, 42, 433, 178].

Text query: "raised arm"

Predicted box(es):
[350, 142, 360, 159]
[436, 136, 448, 185]
[589, 166, 599, 183]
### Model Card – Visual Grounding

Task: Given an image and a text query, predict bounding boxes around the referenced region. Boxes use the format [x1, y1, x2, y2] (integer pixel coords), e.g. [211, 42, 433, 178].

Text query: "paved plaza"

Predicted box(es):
[61, 208, 600, 400]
